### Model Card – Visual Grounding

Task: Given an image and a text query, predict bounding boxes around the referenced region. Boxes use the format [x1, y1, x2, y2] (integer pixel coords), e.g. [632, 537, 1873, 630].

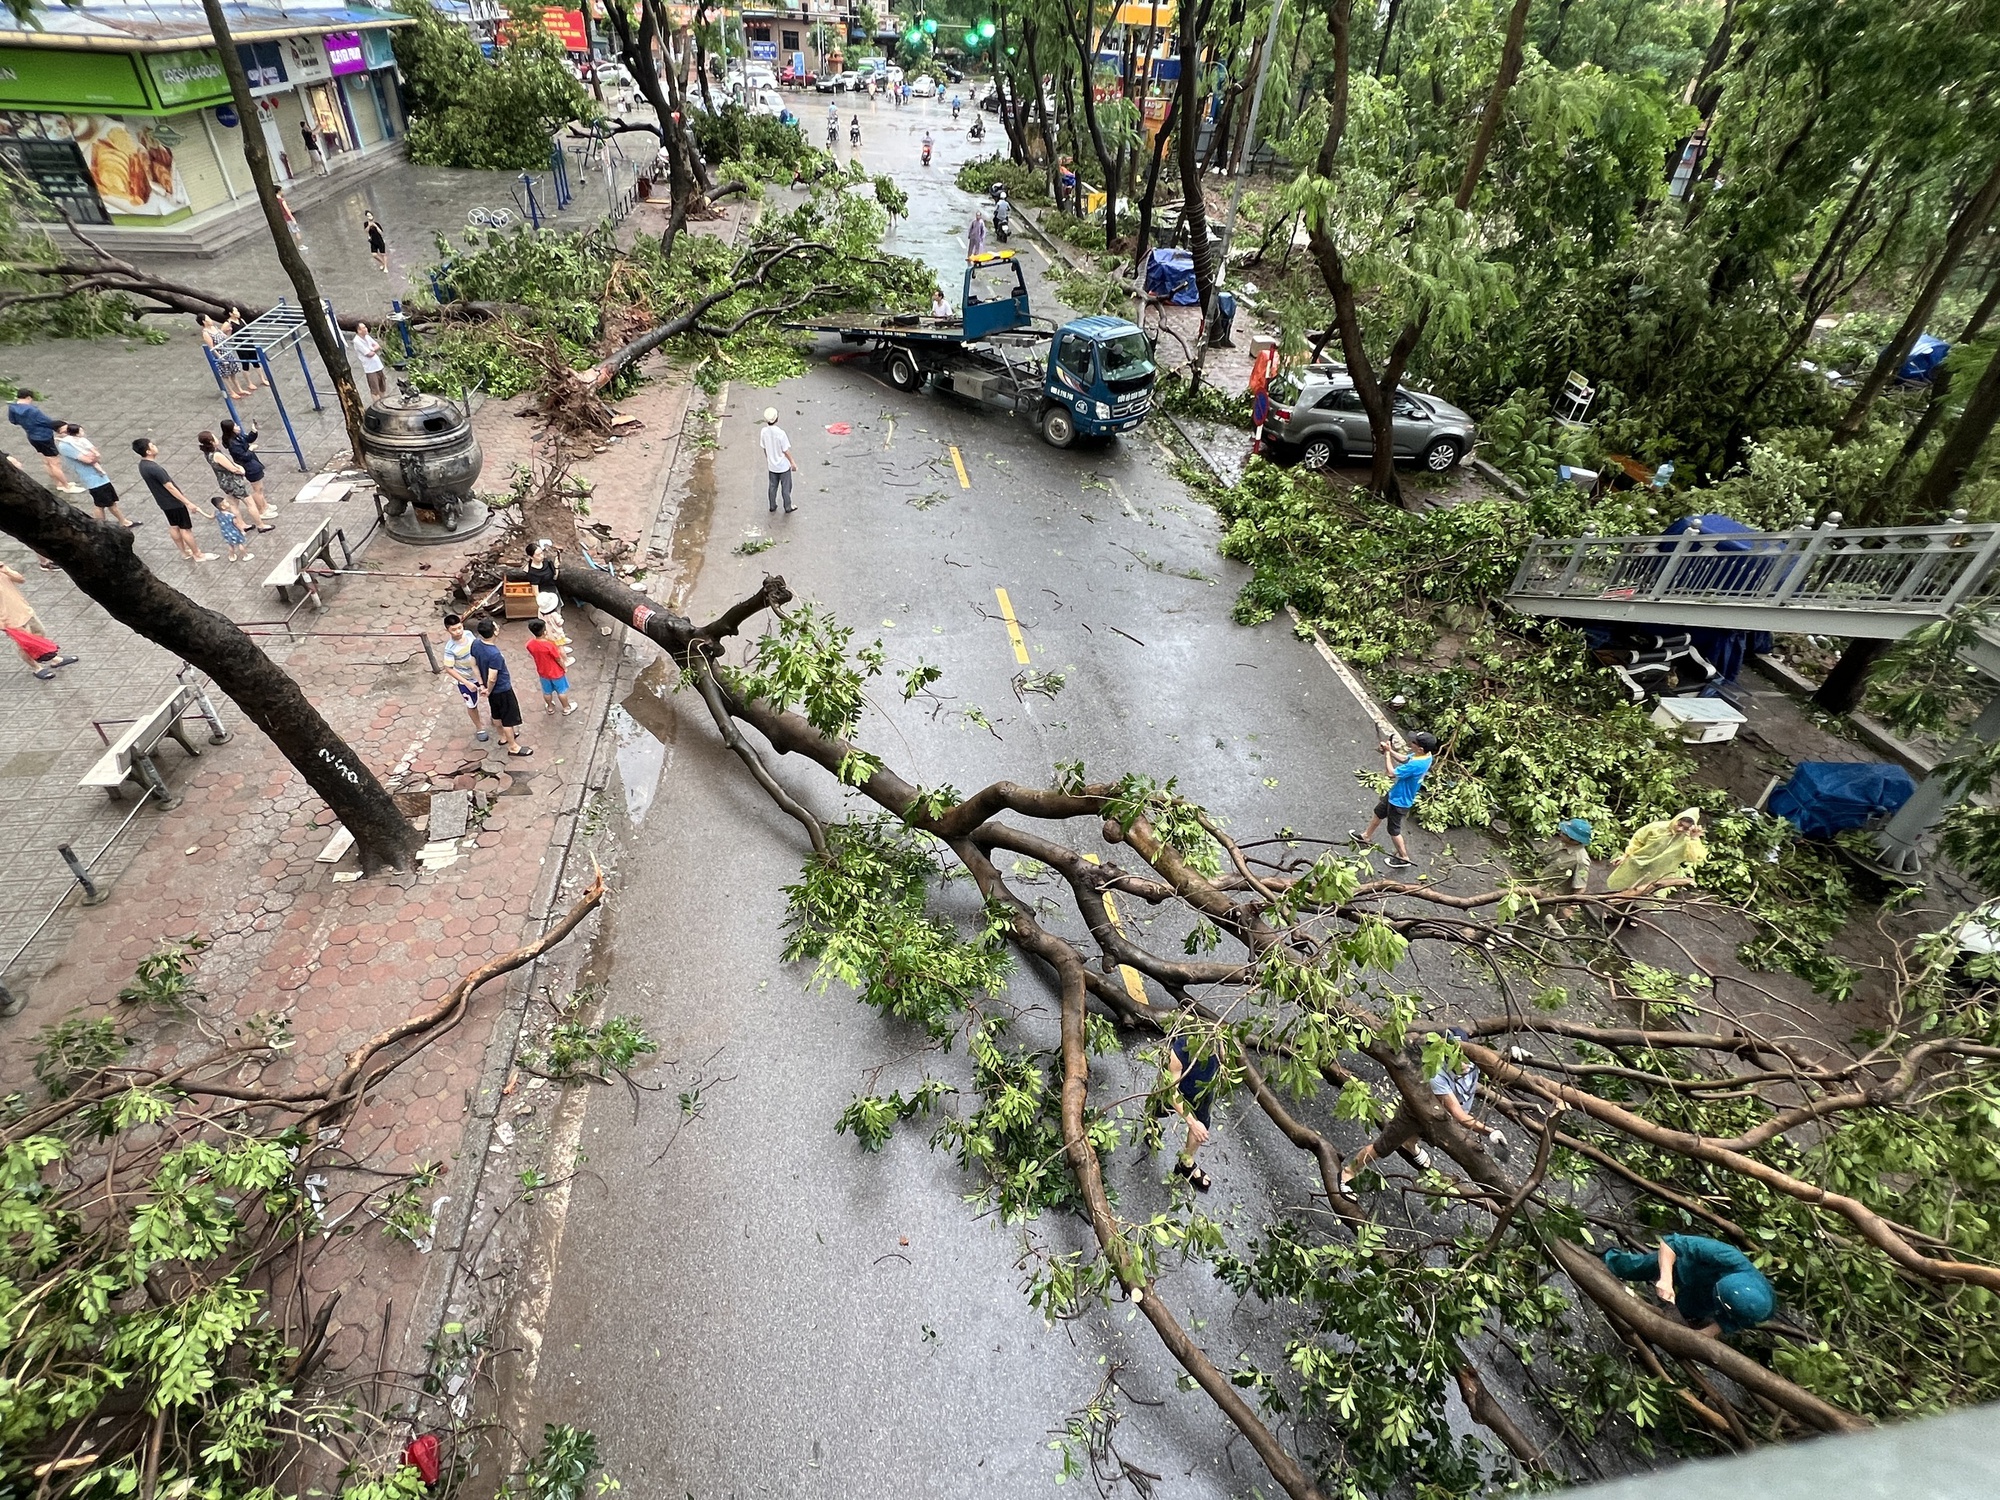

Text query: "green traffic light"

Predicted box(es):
[979, 19, 995, 37]
[963, 30, 977, 46]
[922, 17, 937, 32]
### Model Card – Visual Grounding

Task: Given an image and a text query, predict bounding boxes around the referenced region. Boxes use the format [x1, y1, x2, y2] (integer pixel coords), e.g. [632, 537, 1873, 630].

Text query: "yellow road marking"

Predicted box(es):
[884, 417, 895, 450]
[950, 443, 971, 488]
[1085, 854, 1149, 1007]
[993, 586, 1032, 665]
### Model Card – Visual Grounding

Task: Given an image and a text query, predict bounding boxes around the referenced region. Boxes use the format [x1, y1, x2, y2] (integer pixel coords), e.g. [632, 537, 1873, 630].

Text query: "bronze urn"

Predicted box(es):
[361, 391, 483, 532]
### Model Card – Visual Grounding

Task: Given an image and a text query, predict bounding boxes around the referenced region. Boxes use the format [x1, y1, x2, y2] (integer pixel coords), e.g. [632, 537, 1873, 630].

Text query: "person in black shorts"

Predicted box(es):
[132, 438, 213, 561]
[364, 211, 389, 273]
[1164, 1031, 1223, 1192]
[7, 388, 77, 492]
[56, 425, 136, 528]
[471, 618, 531, 756]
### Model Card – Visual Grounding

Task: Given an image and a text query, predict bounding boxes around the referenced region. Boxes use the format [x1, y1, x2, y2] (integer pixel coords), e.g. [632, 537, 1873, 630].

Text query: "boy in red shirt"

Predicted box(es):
[524, 618, 576, 715]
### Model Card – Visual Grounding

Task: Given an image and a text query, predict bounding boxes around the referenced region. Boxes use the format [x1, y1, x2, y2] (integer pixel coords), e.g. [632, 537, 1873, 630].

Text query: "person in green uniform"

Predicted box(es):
[1603, 1234, 1775, 1336]
[1607, 809, 1707, 891]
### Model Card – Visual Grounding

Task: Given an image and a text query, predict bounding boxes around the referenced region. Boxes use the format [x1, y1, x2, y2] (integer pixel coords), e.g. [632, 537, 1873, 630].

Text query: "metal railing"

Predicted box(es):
[1506, 516, 2000, 635]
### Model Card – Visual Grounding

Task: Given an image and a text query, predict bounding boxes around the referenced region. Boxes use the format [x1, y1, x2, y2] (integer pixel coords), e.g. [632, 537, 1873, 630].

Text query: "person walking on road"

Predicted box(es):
[472, 618, 531, 757]
[57, 424, 136, 529]
[132, 439, 213, 561]
[526, 618, 576, 715]
[1603, 1234, 1775, 1338]
[9, 389, 80, 492]
[1, 559, 77, 679]
[219, 420, 271, 529]
[1352, 730, 1439, 870]
[966, 209, 986, 259]
[760, 407, 797, 515]
[363, 211, 389, 273]
[441, 613, 488, 742]
[1339, 1027, 1507, 1194]
[351, 323, 388, 400]
[1606, 809, 1707, 891]
[1164, 1032, 1222, 1193]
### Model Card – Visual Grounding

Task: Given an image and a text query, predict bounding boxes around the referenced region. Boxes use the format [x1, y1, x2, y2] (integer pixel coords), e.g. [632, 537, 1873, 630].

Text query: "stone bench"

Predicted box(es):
[262, 516, 340, 607]
[77, 683, 225, 809]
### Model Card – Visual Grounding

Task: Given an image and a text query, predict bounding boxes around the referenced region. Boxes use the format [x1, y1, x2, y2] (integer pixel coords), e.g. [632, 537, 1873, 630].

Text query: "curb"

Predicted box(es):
[1748, 653, 1936, 776]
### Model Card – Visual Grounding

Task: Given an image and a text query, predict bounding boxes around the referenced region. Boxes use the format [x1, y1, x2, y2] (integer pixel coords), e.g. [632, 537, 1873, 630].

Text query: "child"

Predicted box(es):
[213, 493, 253, 562]
[1352, 731, 1440, 870]
[525, 617, 575, 715]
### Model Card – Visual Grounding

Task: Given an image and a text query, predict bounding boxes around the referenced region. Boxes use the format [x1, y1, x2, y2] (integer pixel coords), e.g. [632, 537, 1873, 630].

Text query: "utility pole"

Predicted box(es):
[200, 0, 368, 465]
[1201, 0, 1283, 349]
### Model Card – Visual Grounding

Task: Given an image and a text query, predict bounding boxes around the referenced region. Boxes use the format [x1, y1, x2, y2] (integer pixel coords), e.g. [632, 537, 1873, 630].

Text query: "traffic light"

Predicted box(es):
[922, 17, 937, 32]
[963, 29, 977, 47]
[978, 19, 995, 37]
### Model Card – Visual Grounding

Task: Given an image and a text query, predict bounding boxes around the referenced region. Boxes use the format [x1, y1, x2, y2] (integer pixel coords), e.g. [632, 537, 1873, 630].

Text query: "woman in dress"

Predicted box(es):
[199, 314, 253, 400]
[364, 211, 389, 273]
[219, 418, 272, 531]
[197, 429, 260, 532]
[351, 322, 388, 400]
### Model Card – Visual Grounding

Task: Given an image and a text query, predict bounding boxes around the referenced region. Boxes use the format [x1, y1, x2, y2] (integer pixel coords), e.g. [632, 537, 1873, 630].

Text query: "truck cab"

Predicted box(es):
[959, 254, 1155, 446]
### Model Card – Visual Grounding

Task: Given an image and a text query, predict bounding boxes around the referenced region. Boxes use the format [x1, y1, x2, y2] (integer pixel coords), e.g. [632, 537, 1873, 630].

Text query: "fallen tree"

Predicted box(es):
[544, 549, 2000, 1495]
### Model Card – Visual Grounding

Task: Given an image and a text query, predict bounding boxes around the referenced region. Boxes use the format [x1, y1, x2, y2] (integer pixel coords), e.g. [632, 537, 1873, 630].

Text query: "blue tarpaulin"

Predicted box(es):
[1144, 248, 1199, 305]
[1898, 333, 1950, 382]
[1768, 761, 1916, 839]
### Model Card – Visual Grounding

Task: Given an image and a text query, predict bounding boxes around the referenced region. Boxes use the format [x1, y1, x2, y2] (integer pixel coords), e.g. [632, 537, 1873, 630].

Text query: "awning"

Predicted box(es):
[0, 2, 410, 52]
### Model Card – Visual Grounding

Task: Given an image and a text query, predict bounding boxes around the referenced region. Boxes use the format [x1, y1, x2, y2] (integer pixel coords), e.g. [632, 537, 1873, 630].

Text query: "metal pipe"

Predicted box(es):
[0, 787, 157, 981]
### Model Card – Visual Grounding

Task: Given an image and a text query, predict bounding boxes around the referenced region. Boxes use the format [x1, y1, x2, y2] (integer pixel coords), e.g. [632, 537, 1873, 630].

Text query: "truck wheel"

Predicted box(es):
[1042, 405, 1078, 448]
[887, 351, 920, 391]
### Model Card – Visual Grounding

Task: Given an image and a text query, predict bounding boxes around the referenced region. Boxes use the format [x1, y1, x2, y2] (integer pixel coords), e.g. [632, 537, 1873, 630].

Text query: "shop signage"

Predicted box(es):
[543, 9, 588, 50]
[749, 40, 778, 60]
[362, 29, 398, 69]
[323, 32, 367, 77]
[237, 42, 288, 94]
[281, 35, 331, 85]
[0, 47, 149, 110]
[146, 47, 230, 110]
[215, 103, 238, 127]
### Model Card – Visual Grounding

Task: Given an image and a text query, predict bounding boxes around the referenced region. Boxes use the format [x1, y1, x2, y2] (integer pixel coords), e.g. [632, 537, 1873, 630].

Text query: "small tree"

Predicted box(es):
[397, 0, 592, 171]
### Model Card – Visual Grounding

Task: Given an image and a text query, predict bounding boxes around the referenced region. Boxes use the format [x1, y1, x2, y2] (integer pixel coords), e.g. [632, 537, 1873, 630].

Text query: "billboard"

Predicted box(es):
[323, 33, 368, 77]
[545, 9, 588, 50]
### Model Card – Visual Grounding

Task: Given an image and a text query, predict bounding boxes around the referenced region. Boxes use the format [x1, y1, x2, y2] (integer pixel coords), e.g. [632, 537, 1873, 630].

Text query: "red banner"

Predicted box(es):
[545, 8, 588, 50]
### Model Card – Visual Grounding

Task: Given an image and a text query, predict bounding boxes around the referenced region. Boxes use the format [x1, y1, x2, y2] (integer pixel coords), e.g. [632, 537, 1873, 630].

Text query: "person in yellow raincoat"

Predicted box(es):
[1607, 810, 1707, 891]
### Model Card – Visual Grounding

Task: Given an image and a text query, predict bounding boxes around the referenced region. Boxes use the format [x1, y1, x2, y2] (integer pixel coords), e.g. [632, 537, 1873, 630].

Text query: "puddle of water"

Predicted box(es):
[612, 657, 681, 827]
[668, 415, 719, 616]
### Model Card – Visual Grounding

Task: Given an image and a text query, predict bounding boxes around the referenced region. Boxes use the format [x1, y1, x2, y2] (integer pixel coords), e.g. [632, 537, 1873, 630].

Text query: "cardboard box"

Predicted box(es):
[1651, 697, 1746, 744]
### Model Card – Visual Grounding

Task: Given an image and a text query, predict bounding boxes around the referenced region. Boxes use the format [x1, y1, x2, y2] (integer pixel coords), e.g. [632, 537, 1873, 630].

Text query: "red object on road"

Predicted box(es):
[824, 422, 852, 435]
[403, 1434, 441, 1485]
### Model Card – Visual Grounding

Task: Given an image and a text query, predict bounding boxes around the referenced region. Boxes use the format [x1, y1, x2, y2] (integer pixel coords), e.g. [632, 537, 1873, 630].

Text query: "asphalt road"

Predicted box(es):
[521, 123, 1405, 1497]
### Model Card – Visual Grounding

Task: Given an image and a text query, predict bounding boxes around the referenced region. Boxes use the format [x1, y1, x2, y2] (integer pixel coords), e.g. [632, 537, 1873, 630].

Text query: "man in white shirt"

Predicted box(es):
[760, 407, 797, 515]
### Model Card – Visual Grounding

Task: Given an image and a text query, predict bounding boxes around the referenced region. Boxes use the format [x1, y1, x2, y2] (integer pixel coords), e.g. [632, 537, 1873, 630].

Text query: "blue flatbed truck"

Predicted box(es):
[786, 250, 1157, 448]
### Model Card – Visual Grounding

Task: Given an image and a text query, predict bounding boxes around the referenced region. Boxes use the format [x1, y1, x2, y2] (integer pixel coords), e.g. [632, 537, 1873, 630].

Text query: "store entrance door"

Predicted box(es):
[305, 83, 353, 158]
[258, 101, 293, 180]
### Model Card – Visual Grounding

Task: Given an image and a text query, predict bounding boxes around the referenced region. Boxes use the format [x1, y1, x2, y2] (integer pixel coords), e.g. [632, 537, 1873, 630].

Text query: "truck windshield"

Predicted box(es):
[1099, 332, 1154, 383]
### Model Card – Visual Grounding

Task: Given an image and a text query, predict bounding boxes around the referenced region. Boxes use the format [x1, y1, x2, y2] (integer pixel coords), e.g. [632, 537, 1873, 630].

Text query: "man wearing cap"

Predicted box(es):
[1339, 1027, 1507, 1195]
[759, 407, 797, 515]
[1536, 818, 1595, 924]
[1603, 1234, 1776, 1338]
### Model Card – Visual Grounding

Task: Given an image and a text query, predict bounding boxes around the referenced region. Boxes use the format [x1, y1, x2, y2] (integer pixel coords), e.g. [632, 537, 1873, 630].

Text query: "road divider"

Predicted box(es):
[993, 586, 1031, 665]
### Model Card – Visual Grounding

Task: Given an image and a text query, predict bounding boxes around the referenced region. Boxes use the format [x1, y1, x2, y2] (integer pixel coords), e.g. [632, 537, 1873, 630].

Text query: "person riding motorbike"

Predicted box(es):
[921, 129, 934, 166]
[991, 189, 1011, 242]
[850, 114, 861, 145]
[968, 113, 985, 141]
[950, 94, 962, 120]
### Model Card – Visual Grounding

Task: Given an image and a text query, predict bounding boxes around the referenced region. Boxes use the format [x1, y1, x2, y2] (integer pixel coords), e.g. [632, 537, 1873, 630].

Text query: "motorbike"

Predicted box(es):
[827, 122, 838, 147]
[951, 100, 961, 121]
[968, 115, 985, 141]
[922, 140, 933, 166]
[993, 206, 1010, 242]
[850, 121, 861, 146]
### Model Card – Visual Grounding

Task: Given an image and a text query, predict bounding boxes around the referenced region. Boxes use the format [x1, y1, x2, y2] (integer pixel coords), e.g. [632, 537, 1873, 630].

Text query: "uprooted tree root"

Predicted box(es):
[0, 876, 605, 1498]
[547, 558, 2000, 1495]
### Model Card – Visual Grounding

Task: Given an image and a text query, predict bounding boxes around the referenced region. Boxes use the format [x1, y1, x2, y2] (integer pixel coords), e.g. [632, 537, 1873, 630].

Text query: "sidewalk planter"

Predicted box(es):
[0, 4, 410, 252]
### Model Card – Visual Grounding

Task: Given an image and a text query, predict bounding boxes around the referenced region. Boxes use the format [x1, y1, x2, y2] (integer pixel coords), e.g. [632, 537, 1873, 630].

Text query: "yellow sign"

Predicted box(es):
[1115, 1, 1176, 26]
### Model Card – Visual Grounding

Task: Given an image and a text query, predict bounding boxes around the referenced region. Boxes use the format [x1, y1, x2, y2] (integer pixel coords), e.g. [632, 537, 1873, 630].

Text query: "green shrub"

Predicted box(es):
[955, 154, 1050, 206]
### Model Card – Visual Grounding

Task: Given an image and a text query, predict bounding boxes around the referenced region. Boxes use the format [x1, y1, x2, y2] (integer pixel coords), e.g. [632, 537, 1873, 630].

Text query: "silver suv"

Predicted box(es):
[1265, 365, 1475, 473]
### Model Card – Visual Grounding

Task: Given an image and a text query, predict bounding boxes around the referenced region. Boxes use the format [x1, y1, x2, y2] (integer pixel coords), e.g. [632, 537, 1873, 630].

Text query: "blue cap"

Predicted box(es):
[1714, 1270, 1775, 1328]
[1558, 818, 1594, 846]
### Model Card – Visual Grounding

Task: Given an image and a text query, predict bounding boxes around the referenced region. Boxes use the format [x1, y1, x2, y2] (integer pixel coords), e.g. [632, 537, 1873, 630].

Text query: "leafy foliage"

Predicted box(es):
[397, 0, 593, 170]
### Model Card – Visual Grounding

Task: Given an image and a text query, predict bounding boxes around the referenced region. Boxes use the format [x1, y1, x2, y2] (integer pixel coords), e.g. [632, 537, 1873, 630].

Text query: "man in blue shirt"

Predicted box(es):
[1353, 730, 1438, 869]
[1340, 1026, 1508, 1194]
[1604, 1234, 1776, 1337]
[8, 388, 79, 493]
[470, 619, 532, 757]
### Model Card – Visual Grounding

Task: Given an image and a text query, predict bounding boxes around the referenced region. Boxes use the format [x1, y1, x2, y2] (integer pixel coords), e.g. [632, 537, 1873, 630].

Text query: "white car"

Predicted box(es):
[910, 74, 937, 97]
[747, 87, 786, 116]
[885, 65, 904, 85]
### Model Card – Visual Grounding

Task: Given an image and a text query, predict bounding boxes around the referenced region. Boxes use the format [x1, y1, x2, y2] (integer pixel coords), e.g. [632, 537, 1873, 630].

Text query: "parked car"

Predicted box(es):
[1263, 367, 1475, 472]
[910, 74, 938, 97]
[832, 70, 860, 91]
[780, 64, 797, 84]
[814, 72, 840, 91]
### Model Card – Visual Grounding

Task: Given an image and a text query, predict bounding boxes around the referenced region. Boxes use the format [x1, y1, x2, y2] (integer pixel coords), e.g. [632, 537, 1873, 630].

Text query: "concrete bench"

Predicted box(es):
[263, 516, 340, 607]
[78, 684, 224, 809]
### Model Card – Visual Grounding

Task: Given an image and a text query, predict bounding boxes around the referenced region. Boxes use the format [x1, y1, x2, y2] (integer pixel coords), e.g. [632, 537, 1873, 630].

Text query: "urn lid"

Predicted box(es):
[362, 391, 469, 441]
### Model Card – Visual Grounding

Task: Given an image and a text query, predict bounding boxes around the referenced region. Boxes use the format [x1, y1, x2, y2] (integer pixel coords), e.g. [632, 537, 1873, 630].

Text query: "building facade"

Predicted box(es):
[0, 2, 409, 246]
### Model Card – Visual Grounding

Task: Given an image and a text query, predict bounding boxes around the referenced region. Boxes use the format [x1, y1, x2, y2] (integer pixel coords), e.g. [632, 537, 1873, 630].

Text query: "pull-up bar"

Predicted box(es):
[201, 298, 336, 472]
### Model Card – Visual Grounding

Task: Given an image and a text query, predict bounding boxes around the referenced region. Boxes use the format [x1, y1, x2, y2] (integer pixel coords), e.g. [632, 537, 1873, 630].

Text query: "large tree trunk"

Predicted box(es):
[1175, 0, 1220, 382]
[1911, 336, 2000, 516]
[1834, 151, 2000, 444]
[1812, 638, 1891, 715]
[0, 470, 419, 873]
[201, 0, 367, 466]
[1061, 4, 1122, 243]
